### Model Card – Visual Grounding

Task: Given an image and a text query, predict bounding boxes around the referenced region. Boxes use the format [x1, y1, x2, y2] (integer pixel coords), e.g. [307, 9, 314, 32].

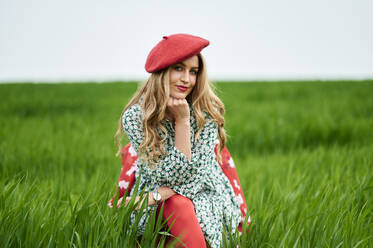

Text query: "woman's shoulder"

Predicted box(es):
[200, 109, 217, 127]
[202, 109, 213, 119]
[122, 103, 144, 125]
[192, 109, 217, 132]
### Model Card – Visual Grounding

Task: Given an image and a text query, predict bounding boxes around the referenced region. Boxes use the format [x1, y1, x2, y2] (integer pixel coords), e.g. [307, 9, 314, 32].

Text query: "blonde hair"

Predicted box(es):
[114, 54, 226, 166]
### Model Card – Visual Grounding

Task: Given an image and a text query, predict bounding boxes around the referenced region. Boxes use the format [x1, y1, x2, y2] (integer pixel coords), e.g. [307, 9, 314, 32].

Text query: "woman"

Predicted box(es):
[115, 34, 242, 248]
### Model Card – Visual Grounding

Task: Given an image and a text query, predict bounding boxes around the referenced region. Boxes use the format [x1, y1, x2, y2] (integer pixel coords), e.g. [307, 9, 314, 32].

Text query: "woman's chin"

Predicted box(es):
[170, 92, 188, 99]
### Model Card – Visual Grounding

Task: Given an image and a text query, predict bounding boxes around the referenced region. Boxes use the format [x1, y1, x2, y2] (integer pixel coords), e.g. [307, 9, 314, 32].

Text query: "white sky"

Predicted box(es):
[0, 0, 372, 82]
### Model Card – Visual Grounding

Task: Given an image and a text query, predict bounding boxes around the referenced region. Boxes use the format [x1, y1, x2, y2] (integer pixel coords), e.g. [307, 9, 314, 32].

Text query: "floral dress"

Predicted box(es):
[122, 102, 241, 248]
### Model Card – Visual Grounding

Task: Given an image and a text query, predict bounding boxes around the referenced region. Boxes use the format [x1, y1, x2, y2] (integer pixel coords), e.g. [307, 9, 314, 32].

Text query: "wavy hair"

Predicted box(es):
[114, 54, 226, 167]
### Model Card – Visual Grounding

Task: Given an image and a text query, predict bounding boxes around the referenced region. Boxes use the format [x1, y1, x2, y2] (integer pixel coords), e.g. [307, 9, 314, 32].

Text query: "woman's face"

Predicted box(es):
[169, 55, 199, 99]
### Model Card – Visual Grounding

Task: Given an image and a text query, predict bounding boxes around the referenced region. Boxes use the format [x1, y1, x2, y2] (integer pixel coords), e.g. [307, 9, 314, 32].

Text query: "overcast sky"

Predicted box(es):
[0, 0, 372, 82]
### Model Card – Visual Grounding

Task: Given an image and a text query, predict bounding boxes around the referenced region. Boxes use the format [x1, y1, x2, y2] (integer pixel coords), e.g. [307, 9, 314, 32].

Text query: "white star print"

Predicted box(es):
[128, 145, 137, 157]
[236, 193, 244, 205]
[118, 180, 129, 189]
[233, 179, 240, 190]
[228, 157, 235, 168]
[126, 164, 137, 176]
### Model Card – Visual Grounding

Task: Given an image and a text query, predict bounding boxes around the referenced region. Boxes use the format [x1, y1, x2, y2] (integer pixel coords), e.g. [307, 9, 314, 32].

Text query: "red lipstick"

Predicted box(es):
[176, 86, 188, 92]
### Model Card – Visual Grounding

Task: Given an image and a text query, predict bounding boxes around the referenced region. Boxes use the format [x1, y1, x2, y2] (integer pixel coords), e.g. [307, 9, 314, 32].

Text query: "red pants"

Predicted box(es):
[157, 194, 206, 248]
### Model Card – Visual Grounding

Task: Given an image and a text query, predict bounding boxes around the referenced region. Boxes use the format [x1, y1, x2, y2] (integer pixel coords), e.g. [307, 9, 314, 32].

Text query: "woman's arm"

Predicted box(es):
[149, 186, 176, 205]
[168, 97, 191, 160]
[126, 186, 176, 209]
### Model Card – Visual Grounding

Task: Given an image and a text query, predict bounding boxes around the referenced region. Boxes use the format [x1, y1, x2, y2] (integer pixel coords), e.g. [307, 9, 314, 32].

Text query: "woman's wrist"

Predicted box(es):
[148, 192, 156, 205]
[148, 190, 162, 206]
[148, 187, 177, 206]
[174, 118, 191, 159]
[175, 117, 190, 126]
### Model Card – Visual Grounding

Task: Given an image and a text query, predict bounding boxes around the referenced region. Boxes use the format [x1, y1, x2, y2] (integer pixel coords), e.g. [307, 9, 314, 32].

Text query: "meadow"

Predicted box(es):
[0, 80, 372, 247]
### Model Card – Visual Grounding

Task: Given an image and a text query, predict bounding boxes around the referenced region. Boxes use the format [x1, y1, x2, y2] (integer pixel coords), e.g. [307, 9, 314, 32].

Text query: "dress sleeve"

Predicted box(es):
[122, 104, 218, 191]
[122, 104, 144, 152]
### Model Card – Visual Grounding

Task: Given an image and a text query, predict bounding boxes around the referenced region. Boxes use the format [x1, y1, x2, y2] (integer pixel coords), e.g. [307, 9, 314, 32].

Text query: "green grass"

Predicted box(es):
[1, 80, 372, 247]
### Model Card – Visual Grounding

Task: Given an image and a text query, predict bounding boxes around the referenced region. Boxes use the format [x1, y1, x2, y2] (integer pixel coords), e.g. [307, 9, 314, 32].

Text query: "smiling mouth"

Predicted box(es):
[176, 86, 188, 92]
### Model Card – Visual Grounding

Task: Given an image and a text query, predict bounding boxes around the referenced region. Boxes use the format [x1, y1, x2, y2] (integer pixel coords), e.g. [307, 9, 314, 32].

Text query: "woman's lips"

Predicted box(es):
[176, 86, 188, 92]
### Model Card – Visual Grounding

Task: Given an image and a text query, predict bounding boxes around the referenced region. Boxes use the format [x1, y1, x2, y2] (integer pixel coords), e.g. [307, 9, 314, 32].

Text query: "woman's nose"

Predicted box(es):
[181, 71, 190, 83]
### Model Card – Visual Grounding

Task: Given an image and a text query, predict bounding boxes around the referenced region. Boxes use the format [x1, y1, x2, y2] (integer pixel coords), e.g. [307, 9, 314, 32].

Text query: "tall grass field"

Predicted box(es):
[1, 80, 372, 247]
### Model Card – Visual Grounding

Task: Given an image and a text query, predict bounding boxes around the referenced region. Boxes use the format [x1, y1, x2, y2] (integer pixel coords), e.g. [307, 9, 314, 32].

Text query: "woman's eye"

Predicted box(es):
[174, 66, 183, 71]
[190, 70, 198, 75]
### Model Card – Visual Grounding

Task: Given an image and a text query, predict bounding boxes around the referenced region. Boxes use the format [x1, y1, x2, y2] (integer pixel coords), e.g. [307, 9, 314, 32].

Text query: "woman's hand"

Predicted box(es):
[123, 187, 177, 210]
[124, 194, 154, 210]
[124, 196, 145, 210]
[167, 97, 190, 122]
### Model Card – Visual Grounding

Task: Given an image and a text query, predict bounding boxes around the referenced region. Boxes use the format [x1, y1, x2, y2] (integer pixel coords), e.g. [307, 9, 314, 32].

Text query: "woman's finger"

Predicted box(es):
[167, 97, 175, 107]
[167, 97, 190, 120]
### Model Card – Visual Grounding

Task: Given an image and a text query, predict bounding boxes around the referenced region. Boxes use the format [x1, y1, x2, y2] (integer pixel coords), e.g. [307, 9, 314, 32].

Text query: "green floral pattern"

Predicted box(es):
[122, 103, 241, 248]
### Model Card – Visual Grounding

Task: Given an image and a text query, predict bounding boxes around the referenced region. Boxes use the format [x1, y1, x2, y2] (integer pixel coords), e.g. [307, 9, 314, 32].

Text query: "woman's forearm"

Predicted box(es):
[148, 186, 177, 205]
[174, 118, 191, 160]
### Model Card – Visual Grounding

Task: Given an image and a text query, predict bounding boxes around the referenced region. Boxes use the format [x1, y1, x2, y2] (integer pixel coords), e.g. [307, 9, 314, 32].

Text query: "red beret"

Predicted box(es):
[145, 33, 210, 73]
